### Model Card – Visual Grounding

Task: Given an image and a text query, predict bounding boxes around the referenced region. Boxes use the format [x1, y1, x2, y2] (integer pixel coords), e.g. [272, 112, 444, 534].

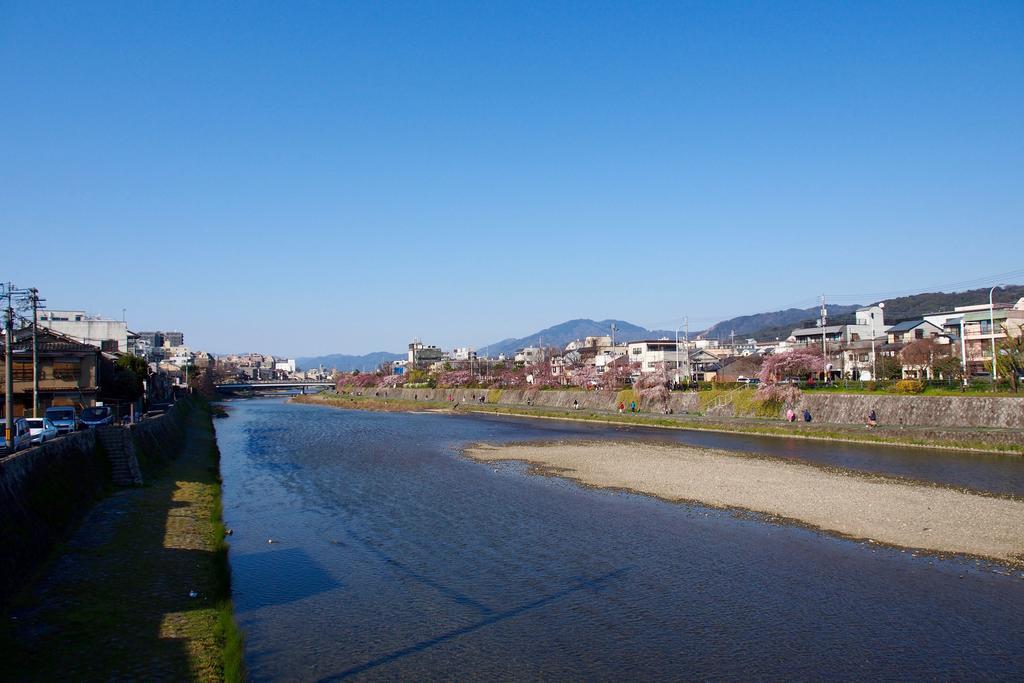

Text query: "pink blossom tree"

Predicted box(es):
[438, 370, 473, 387]
[568, 364, 601, 388]
[338, 372, 378, 390]
[379, 374, 405, 388]
[757, 348, 823, 383]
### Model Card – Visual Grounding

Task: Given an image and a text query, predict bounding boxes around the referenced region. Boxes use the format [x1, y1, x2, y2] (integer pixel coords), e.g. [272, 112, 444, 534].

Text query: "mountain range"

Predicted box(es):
[296, 285, 1024, 371]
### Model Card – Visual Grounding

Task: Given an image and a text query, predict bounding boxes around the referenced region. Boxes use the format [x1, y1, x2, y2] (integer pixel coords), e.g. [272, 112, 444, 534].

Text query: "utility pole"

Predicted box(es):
[820, 295, 828, 381]
[684, 316, 690, 381]
[30, 288, 44, 417]
[4, 285, 14, 447]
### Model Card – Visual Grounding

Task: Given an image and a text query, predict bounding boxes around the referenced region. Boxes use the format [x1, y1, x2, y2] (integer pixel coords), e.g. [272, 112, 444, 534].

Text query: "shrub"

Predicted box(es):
[894, 379, 925, 394]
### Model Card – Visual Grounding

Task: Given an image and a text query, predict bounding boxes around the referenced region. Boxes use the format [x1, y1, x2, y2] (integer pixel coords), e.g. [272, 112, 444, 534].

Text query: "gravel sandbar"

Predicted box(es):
[465, 441, 1024, 565]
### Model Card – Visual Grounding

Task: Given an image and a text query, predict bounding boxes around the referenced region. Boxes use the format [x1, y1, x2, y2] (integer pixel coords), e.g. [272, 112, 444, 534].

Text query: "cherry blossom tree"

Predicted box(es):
[757, 348, 823, 383]
[438, 370, 474, 387]
[379, 374, 405, 388]
[338, 372, 378, 390]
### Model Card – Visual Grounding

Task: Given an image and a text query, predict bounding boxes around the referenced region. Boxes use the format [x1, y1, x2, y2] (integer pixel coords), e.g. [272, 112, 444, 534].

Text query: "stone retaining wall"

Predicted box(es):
[796, 394, 1024, 429]
[346, 387, 1023, 429]
[0, 399, 192, 607]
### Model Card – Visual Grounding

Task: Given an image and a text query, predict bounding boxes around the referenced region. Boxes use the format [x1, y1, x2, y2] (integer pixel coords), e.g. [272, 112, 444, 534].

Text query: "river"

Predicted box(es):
[218, 398, 1024, 681]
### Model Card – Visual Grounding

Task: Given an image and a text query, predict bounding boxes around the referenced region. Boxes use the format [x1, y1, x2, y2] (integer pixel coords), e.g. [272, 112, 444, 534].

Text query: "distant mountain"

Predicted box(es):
[702, 305, 861, 343]
[703, 285, 1024, 342]
[296, 351, 403, 373]
[295, 286, 1024, 368]
[482, 318, 675, 358]
[867, 285, 1024, 322]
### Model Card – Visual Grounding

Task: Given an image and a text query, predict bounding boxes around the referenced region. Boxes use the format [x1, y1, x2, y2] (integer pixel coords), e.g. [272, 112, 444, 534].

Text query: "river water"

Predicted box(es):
[218, 399, 1024, 681]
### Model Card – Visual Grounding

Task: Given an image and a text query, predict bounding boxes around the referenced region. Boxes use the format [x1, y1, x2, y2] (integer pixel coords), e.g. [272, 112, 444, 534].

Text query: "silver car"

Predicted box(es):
[2, 417, 33, 454]
[27, 417, 59, 444]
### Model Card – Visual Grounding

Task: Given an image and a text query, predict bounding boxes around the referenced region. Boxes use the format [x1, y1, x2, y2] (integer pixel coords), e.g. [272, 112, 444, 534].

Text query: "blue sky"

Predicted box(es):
[3, 1, 1022, 356]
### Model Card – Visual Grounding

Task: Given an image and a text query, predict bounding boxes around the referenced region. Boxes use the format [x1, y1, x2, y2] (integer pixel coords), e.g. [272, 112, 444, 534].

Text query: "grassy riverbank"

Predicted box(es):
[2, 399, 243, 681]
[292, 392, 1024, 455]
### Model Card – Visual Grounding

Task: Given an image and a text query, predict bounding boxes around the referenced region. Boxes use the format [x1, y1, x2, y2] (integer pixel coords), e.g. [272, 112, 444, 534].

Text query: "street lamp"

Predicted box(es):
[990, 284, 1008, 382]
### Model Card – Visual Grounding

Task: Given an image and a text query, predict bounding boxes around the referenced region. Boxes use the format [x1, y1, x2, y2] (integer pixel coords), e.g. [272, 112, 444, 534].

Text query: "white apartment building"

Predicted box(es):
[627, 340, 689, 374]
[38, 310, 129, 352]
[275, 359, 297, 374]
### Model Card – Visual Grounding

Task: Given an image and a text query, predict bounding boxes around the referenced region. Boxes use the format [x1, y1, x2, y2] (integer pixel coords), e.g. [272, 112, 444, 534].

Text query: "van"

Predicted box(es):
[44, 406, 78, 434]
[2, 418, 32, 455]
[80, 406, 114, 429]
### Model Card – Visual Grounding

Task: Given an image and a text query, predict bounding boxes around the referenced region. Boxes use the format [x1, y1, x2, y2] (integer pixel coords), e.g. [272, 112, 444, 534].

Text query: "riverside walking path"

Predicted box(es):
[2, 406, 235, 681]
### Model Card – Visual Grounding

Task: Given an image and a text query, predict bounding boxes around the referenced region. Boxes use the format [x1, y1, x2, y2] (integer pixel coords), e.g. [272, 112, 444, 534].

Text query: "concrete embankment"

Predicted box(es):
[0, 401, 191, 606]
[466, 441, 1024, 566]
[2, 398, 242, 681]
[344, 387, 1024, 430]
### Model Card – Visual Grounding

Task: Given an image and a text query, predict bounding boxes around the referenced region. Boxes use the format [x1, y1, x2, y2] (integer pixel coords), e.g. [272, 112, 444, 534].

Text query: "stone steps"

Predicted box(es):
[96, 427, 143, 486]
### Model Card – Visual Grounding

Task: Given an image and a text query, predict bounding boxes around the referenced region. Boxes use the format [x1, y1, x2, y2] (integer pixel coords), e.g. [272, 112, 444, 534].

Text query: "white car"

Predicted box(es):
[27, 417, 59, 444]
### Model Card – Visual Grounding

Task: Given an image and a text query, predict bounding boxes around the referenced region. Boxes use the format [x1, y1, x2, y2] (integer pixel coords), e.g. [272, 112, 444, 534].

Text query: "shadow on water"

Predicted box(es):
[232, 547, 342, 608]
[317, 566, 635, 681]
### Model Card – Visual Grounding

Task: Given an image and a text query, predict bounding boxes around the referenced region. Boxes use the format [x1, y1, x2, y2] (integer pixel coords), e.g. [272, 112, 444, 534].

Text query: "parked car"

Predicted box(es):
[2, 417, 33, 454]
[26, 417, 59, 444]
[44, 406, 79, 434]
[80, 405, 114, 429]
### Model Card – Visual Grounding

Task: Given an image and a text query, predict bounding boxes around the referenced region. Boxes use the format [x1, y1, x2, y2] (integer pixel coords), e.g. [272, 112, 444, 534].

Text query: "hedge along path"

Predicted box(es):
[4, 404, 235, 682]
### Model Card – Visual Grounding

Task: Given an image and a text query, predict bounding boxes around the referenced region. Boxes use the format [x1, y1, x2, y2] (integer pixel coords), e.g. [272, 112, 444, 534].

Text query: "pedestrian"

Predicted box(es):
[786, 408, 796, 422]
[618, 402, 625, 414]
[630, 400, 636, 413]
[803, 409, 812, 422]
[866, 409, 877, 428]
[573, 399, 579, 410]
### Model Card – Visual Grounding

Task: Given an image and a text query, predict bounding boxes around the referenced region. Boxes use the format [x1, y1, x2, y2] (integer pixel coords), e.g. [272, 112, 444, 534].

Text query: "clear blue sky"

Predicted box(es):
[3, 1, 1022, 356]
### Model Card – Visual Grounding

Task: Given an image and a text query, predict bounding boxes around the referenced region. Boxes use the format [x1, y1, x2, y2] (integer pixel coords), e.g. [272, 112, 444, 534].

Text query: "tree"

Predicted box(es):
[109, 354, 149, 400]
[876, 354, 903, 380]
[899, 338, 948, 379]
[932, 355, 964, 383]
[757, 348, 823, 383]
[995, 329, 1024, 393]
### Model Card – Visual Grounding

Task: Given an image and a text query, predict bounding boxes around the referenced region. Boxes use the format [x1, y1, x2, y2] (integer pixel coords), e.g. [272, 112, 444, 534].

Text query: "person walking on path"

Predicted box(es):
[786, 408, 796, 422]
[866, 409, 877, 428]
[803, 409, 812, 422]
[618, 402, 625, 414]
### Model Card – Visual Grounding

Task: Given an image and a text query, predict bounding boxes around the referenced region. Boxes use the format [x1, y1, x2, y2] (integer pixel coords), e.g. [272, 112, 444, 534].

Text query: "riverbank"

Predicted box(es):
[291, 392, 1024, 454]
[465, 441, 1024, 566]
[2, 400, 243, 681]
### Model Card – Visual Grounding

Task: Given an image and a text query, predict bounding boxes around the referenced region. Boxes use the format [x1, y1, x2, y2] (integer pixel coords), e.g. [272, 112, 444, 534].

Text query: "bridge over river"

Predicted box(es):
[215, 381, 334, 395]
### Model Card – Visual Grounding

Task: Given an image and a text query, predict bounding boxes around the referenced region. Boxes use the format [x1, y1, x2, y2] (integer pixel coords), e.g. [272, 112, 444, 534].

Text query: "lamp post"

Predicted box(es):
[990, 284, 1007, 382]
[959, 317, 967, 387]
[868, 302, 885, 381]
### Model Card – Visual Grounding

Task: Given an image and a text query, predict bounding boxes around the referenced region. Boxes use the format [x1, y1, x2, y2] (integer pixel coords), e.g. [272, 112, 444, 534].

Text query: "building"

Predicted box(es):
[627, 340, 689, 378]
[450, 347, 477, 361]
[0, 328, 102, 418]
[886, 320, 943, 345]
[274, 359, 297, 374]
[961, 299, 1024, 376]
[408, 340, 443, 368]
[515, 347, 543, 366]
[38, 310, 129, 353]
